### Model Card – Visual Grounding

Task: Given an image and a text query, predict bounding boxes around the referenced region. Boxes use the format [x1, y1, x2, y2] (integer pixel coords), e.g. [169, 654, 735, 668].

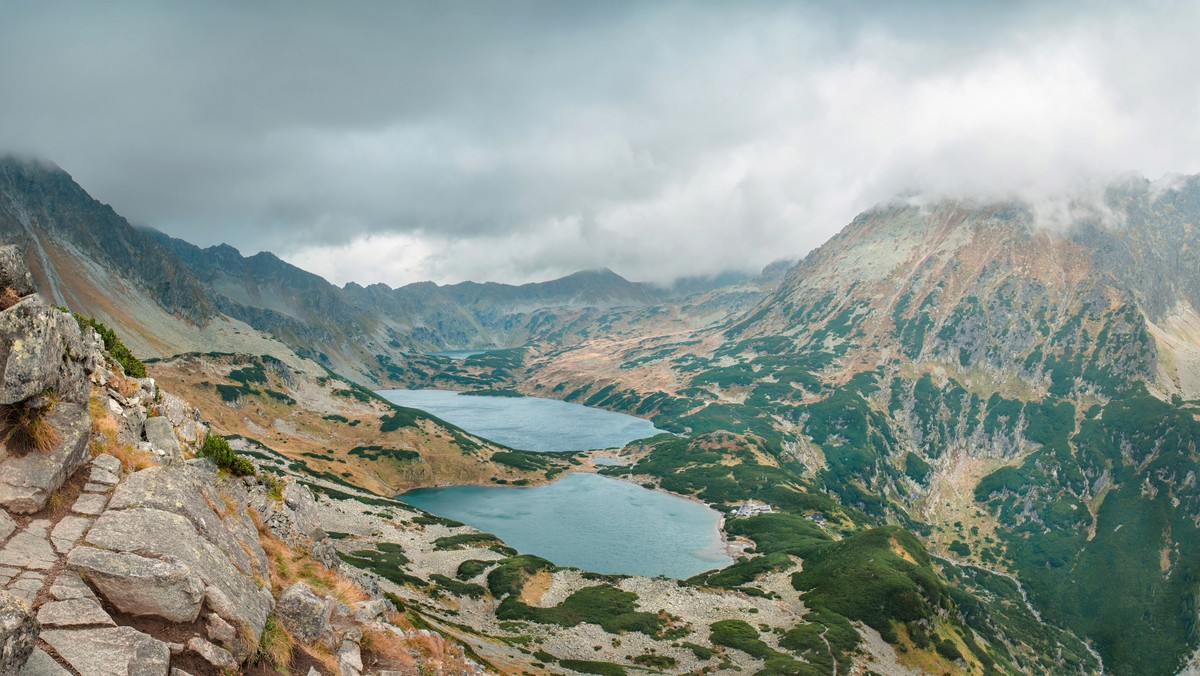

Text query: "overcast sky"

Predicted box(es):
[2, 1, 1198, 286]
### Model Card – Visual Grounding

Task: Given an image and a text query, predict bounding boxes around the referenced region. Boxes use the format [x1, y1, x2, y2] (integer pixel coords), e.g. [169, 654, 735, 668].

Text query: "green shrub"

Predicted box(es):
[496, 585, 663, 636]
[486, 555, 556, 597]
[228, 455, 256, 477]
[632, 653, 677, 669]
[434, 533, 504, 551]
[65, 310, 145, 378]
[200, 434, 237, 467]
[456, 559, 494, 580]
[430, 574, 486, 598]
[412, 514, 465, 528]
[200, 434, 256, 476]
[709, 619, 814, 672]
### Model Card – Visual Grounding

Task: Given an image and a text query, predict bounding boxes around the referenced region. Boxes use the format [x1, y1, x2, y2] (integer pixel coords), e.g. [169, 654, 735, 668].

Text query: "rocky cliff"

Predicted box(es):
[0, 246, 480, 674]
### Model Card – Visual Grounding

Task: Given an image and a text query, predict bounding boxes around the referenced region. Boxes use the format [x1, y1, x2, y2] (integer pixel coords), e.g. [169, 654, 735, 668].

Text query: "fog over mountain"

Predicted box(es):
[2, 1, 1198, 286]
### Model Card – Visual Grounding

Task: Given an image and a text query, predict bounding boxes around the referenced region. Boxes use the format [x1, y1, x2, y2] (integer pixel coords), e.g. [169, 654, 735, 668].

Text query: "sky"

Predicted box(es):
[2, 1, 1199, 287]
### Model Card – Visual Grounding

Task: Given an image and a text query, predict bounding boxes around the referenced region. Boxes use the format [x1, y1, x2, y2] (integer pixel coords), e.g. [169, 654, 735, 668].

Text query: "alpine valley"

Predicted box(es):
[4, 154, 1200, 676]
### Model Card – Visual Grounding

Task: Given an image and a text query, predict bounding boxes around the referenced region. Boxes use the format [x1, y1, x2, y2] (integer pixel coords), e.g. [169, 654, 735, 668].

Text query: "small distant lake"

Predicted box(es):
[401, 472, 731, 578]
[426, 350, 487, 360]
[377, 389, 664, 452]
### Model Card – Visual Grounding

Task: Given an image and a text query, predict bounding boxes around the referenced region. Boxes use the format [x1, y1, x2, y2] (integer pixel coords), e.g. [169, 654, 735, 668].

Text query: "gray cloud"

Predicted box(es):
[2, 1, 1198, 286]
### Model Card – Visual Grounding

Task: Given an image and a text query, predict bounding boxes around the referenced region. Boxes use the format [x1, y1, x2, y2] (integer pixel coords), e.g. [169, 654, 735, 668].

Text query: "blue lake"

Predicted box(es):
[401, 472, 731, 578]
[377, 389, 664, 452]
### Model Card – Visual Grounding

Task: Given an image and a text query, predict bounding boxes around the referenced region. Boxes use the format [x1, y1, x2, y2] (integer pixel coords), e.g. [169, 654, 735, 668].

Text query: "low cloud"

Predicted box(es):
[2, 1, 1198, 285]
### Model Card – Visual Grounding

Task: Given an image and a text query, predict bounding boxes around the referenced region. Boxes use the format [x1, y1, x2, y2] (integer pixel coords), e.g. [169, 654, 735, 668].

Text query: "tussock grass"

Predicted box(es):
[257, 615, 296, 673]
[0, 402, 59, 454]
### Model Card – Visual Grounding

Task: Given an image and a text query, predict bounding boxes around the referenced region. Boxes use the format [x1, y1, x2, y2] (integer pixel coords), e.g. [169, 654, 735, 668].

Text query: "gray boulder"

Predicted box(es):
[116, 404, 146, 448]
[80, 507, 272, 660]
[276, 582, 332, 644]
[91, 453, 120, 475]
[338, 639, 363, 676]
[187, 636, 237, 670]
[41, 626, 169, 676]
[0, 403, 91, 513]
[106, 466, 269, 580]
[66, 548, 204, 623]
[0, 246, 34, 298]
[0, 298, 87, 406]
[142, 416, 182, 460]
[79, 466, 273, 662]
[154, 391, 206, 449]
[0, 589, 38, 673]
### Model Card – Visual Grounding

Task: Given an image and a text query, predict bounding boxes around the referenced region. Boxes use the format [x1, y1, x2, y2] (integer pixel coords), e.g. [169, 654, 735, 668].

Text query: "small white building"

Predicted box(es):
[733, 501, 774, 518]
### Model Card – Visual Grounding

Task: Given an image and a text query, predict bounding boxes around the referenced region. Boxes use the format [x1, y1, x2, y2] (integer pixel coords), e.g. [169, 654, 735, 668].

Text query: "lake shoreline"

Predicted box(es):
[398, 466, 737, 577]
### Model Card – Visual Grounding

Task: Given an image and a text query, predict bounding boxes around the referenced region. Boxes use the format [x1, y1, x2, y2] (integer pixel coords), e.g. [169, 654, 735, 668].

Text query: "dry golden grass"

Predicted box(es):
[258, 518, 480, 675]
[361, 624, 479, 675]
[88, 392, 156, 471]
[0, 287, 18, 310]
[115, 446, 156, 472]
[259, 528, 363, 602]
[0, 403, 60, 454]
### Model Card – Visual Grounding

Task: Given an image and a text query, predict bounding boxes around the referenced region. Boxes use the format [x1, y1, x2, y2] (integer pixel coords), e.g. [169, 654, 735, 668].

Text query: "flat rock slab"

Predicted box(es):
[187, 636, 236, 670]
[81, 483, 110, 494]
[70, 494, 108, 516]
[36, 598, 114, 627]
[49, 515, 93, 555]
[42, 626, 170, 676]
[6, 572, 45, 604]
[17, 648, 70, 676]
[87, 467, 119, 487]
[0, 404, 91, 514]
[90, 455, 120, 476]
[48, 571, 95, 601]
[66, 546, 205, 623]
[0, 566, 21, 585]
[0, 522, 57, 570]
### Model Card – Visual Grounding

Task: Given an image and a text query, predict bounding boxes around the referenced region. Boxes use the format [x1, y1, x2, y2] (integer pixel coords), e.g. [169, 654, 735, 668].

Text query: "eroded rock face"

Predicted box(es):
[74, 465, 273, 662]
[0, 247, 32, 299]
[0, 588, 38, 673]
[252, 480, 340, 570]
[0, 298, 88, 407]
[0, 403, 92, 514]
[153, 391, 206, 449]
[66, 548, 204, 623]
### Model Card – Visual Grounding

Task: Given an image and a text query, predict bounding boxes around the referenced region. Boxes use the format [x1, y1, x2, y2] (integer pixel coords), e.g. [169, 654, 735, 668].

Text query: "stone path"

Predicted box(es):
[0, 453, 175, 675]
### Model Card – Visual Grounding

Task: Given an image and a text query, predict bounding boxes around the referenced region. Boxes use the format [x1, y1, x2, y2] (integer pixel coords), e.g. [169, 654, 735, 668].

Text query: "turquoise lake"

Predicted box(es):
[401, 472, 732, 578]
[377, 389, 664, 452]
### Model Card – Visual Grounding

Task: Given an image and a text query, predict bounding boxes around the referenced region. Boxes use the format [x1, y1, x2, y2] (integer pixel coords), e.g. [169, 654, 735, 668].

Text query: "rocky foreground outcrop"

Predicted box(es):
[0, 246, 416, 675]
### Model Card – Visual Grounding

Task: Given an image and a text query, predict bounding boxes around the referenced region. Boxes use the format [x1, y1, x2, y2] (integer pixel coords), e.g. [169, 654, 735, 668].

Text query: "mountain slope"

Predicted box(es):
[0, 155, 781, 384]
[516, 180, 1200, 675]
